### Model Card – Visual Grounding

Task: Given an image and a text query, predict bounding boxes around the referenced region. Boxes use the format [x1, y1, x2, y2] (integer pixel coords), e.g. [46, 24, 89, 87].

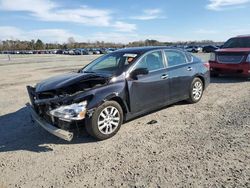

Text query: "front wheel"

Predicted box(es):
[187, 77, 204, 103]
[85, 101, 123, 140]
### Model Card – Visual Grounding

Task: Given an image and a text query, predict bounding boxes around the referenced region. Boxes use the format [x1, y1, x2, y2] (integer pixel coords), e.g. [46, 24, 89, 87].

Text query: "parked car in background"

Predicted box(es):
[85, 49, 93, 55]
[209, 35, 250, 78]
[51, 50, 58, 54]
[197, 46, 203, 52]
[103, 48, 114, 53]
[27, 47, 210, 141]
[68, 49, 75, 55]
[99, 48, 109, 54]
[56, 50, 64, 54]
[92, 48, 101, 55]
[185, 46, 199, 53]
[63, 49, 70, 55]
[202, 45, 219, 53]
[74, 48, 88, 55]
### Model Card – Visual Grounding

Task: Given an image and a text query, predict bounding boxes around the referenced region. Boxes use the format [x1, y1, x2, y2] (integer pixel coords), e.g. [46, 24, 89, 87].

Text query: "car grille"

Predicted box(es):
[217, 54, 244, 64]
[35, 104, 57, 124]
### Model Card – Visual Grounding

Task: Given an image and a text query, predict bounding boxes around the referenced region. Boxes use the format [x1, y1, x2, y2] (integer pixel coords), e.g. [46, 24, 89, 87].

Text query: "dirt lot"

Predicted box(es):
[0, 54, 249, 188]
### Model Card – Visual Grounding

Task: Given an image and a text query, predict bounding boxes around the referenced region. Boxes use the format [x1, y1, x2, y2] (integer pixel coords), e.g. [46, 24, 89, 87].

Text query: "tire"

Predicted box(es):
[187, 77, 204, 103]
[85, 101, 123, 140]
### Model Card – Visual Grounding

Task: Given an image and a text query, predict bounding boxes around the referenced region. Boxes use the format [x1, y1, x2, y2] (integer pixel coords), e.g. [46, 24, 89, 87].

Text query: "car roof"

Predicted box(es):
[234, 35, 250, 38]
[115, 46, 183, 54]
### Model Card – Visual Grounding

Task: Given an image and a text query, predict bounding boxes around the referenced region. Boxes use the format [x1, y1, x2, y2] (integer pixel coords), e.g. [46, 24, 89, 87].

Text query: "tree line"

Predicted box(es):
[0, 37, 222, 51]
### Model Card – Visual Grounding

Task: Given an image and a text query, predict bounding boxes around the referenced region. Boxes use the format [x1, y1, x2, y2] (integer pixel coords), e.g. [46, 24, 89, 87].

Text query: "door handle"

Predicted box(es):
[161, 74, 168, 79]
[187, 67, 193, 71]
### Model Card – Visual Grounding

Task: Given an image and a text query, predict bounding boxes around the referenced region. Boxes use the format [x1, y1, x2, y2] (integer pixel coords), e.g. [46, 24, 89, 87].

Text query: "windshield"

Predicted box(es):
[81, 52, 139, 75]
[223, 37, 250, 48]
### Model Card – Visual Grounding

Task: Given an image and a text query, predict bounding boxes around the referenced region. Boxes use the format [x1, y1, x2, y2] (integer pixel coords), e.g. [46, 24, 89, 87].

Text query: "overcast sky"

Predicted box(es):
[0, 0, 250, 43]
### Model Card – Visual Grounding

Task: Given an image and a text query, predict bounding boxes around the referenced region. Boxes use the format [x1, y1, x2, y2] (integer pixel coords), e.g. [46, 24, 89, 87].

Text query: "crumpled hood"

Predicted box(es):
[35, 72, 110, 93]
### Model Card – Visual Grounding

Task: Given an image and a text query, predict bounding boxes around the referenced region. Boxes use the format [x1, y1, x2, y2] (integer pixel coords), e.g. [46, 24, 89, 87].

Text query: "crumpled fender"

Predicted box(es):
[80, 80, 129, 117]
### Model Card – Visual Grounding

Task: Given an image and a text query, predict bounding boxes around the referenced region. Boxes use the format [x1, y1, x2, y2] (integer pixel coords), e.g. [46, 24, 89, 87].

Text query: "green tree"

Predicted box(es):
[35, 39, 44, 50]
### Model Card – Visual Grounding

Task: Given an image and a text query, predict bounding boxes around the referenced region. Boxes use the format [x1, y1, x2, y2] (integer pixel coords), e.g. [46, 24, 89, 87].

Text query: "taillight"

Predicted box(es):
[246, 54, 250, 62]
[204, 62, 210, 69]
[209, 52, 216, 61]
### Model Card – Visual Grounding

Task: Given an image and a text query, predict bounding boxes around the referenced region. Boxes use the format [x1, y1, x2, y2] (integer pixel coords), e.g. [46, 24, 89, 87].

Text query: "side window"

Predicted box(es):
[134, 51, 164, 72]
[164, 51, 187, 67]
[185, 52, 193, 63]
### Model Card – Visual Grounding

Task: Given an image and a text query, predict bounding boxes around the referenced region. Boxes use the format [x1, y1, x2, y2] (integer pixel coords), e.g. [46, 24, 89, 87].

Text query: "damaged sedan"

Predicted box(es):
[27, 47, 210, 141]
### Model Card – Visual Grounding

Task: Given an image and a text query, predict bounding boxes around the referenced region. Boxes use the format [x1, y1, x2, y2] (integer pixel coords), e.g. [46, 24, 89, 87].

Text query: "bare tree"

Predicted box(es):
[67, 37, 76, 48]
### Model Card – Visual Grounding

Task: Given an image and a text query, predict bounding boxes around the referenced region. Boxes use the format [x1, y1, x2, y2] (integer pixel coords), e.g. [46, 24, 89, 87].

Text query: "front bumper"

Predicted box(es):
[26, 103, 74, 141]
[209, 61, 250, 77]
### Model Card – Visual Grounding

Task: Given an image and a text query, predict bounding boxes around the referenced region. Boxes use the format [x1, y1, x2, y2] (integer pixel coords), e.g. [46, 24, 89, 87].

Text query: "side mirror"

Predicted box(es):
[130, 68, 149, 79]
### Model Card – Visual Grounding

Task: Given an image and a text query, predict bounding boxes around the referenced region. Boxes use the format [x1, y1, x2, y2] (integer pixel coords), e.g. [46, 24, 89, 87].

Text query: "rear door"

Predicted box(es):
[164, 50, 195, 100]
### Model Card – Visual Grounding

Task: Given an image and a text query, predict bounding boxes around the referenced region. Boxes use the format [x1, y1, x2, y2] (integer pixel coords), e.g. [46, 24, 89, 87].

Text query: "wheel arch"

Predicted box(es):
[194, 74, 205, 90]
[100, 92, 129, 115]
[107, 96, 128, 116]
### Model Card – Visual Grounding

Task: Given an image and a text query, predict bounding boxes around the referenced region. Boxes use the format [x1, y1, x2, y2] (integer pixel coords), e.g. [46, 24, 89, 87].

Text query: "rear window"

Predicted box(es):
[223, 37, 250, 48]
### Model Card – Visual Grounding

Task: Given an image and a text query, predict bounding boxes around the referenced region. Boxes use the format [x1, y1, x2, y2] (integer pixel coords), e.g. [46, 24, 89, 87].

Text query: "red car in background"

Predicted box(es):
[209, 35, 250, 78]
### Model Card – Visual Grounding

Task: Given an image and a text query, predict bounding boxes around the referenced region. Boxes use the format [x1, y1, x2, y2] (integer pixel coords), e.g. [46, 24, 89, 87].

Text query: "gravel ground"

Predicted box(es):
[0, 54, 249, 188]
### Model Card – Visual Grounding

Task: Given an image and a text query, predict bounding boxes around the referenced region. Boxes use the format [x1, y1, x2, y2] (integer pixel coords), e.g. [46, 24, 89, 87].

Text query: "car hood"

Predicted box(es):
[35, 72, 110, 93]
[216, 48, 250, 53]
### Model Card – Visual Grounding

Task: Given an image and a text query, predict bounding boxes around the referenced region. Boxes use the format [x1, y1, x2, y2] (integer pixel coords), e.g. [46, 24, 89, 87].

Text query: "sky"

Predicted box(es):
[0, 0, 250, 44]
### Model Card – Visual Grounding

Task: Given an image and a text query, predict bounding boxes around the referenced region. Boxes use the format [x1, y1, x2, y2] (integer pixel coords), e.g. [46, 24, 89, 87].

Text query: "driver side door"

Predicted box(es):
[126, 50, 170, 114]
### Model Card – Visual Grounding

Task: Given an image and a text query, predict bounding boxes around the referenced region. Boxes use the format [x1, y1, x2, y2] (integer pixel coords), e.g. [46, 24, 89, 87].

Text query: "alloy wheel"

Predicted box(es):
[97, 106, 120, 135]
[192, 81, 203, 100]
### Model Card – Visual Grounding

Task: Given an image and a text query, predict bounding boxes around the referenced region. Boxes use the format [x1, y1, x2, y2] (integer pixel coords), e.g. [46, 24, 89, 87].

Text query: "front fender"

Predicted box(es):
[77, 81, 128, 116]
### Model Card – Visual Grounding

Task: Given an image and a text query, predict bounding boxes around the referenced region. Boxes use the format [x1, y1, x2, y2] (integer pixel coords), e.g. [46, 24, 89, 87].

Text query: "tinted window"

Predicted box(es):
[134, 51, 164, 72]
[164, 51, 187, 67]
[223, 37, 250, 48]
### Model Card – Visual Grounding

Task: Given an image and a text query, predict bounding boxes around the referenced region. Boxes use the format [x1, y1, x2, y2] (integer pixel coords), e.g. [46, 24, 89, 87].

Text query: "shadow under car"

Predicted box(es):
[0, 107, 95, 153]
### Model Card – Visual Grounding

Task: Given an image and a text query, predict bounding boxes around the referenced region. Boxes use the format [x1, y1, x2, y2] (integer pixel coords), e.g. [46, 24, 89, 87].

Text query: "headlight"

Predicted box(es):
[209, 52, 216, 61]
[49, 101, 87, 121]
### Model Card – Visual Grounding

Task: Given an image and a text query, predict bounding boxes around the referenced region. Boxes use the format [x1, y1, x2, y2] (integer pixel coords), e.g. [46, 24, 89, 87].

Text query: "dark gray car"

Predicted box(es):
[27, 47, 210, 141]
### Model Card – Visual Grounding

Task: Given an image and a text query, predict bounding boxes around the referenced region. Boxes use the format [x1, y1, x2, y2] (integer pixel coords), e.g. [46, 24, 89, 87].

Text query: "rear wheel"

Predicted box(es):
[187, 77, 203, 103]
[85, 101, 123, 140]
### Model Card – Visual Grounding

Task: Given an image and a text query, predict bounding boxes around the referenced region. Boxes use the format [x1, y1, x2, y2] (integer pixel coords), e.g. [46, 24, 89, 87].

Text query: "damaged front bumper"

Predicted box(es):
[26, 86, 77, 141]
[26, 85, 95, 141]
[26, 103, 74, 141]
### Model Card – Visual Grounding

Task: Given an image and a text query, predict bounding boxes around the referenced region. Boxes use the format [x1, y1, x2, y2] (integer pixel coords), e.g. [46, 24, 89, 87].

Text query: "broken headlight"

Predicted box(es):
[49, 101, 87, 121]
